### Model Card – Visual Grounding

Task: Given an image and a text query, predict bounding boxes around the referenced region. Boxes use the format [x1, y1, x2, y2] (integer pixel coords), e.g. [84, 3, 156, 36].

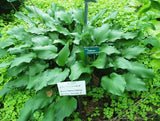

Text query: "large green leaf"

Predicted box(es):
[7, 27, 32, 43]
[108, 29, 123, 42]
[27, 68, 70, 91]
[8, 44, 31, 54]
[122, 31, 138, 40]
[47, 68, 70, 85]
[43, 102, 56, 121]
[0, 49, 7, 57]
[0, 39, 15, 49]
[0, 75, 28, 96]
[101, 73, 126, 96]
[10, 53, 36, 68]
[100, 44, 120, 55]
[56, 42, 70, 66]
[92, 23, 110, 45]
[27, 26, 46, 35]
[144, 36, 160, 48]
[18, 88, 56, 121]
[124, 73, 147, 91]
[69, 61, 93, 80]
[55, 11, 72, 24]
[121, 46, 144, 59]
[7, 64, 27, 77]
[54, 96, 77, 121]
[55, 26, 70, 36]
[25, 6, 55, 29]
[43, 96, 77, 121]
[67, 45, 83, 66]
[29, 61, 49, 76]
[31, 36, 52, 46]
[129, 62, 155, 78]
[91, 53, 107, 69]
[114, 57, 132, 69]
[15, 12, 35, 26]
[72, 9, 84, 25]
[33, 45, 57, 60]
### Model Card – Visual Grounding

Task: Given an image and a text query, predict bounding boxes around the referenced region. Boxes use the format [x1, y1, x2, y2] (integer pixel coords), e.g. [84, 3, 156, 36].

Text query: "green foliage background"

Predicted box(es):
[0, 0, 160, 120]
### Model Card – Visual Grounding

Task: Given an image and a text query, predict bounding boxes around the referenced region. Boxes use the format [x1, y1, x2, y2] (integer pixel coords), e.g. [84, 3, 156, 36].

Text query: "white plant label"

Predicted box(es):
[57, 81, 86, 96]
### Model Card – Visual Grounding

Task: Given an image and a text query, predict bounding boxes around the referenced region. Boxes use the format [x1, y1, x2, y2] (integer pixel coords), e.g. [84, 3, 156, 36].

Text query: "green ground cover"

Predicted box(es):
[0, 0, 160, 121]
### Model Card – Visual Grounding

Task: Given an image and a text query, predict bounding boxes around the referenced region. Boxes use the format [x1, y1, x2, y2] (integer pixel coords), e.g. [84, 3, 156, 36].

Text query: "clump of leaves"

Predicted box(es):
[0, 3, 155, 121]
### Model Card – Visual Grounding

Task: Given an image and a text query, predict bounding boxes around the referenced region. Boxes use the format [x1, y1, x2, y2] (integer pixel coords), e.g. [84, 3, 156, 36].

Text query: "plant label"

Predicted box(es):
[57, 81, 86, 96]
[84, 46, 99, 55]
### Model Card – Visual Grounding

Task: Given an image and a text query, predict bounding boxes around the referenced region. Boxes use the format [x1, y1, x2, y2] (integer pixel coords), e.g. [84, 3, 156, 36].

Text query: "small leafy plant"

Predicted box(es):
[0, 2, 155, 120]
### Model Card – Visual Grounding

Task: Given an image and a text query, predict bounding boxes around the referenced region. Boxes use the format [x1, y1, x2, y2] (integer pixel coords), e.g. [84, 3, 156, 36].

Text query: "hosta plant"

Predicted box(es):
[0, 3, 155, 121]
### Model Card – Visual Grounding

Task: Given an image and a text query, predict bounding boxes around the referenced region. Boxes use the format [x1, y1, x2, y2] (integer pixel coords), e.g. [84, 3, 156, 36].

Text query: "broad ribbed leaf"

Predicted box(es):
[18, 88, 56, 121]
[53, 39, 66, 45]
[27, 68, 70, 91]
[69, 61, 93, 80]
[121, 46, 144, 59]
[92, 24, 110, 45]
[0, 39, 15, 49]
[0, 49, 7, 57]
[124, 73, 147, 91]
[144, 36, 160, 48]
[91, 53, 107, 69]
[43, 102, 56, 121]
[101, 73, 126, 96]
[10, 53, 36, 68]
[8, 44, 31, 54]
[114, 57, 132, 69]
[122, 32, 138, 39]
[55, 11, 72, 24]
[54, 97, 77, 121]
[108, 29, 123, 42]
[15, 12, 34, 26]
[56, 42, 70, 66]
[67, 45, 83, 66]
[47, 68, 70, 85]
[43, 96, 77, 121]
[25, 6, 55, 28]
[33, 45, 57, 60]
[129, 62, 155, 78]
[55, 26, 70, 36]
[0, 75, 28, 96]
[7, 64, 27, 77]
[31, 36, 51, 46]
[72, 9, 84, 25]
[7, 27, 32, 43]
[100, 45, 120, 55]
[29, 61, 49, 76]
[71, 32, 82, 45]
[27, 26, 45, 34]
